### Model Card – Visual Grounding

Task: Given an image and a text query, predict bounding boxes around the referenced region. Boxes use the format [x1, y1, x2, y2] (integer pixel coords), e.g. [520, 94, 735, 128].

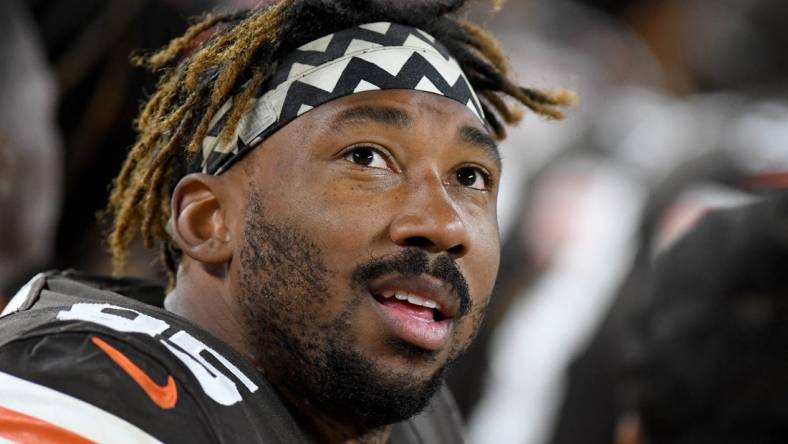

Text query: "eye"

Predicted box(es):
[455, 166, 489, 190]
[343, 145, 389, 169]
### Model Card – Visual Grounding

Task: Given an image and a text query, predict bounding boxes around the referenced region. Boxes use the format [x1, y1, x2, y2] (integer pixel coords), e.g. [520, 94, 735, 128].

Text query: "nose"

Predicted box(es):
[388, 178, 470, 259]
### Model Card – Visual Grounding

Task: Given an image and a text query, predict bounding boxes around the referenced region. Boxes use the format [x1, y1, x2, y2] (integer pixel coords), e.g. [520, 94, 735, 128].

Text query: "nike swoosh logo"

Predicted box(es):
[91, 335, 178, 410]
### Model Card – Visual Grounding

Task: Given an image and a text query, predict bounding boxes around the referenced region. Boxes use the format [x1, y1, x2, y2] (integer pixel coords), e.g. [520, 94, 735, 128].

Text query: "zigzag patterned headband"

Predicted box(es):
[196, 21, 485, 175]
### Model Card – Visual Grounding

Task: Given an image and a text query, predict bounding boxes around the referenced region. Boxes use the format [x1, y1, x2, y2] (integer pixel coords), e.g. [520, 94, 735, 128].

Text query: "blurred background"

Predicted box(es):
[1, 0, 787, 442]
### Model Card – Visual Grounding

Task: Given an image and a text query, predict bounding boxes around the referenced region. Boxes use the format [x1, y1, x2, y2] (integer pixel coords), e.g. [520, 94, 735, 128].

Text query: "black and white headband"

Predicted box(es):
[196, 21, 485, 175]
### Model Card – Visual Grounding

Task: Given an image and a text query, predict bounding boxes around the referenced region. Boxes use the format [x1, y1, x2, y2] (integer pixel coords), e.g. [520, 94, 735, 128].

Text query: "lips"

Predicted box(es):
[368, 275, 458, 351]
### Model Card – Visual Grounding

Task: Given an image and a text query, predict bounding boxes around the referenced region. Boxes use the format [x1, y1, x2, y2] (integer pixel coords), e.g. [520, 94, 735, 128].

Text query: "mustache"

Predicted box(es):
[351, 249, 471, 318]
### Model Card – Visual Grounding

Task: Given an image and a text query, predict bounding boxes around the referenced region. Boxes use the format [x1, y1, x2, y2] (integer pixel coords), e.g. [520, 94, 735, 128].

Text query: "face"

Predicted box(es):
[224, 90, 501, 428]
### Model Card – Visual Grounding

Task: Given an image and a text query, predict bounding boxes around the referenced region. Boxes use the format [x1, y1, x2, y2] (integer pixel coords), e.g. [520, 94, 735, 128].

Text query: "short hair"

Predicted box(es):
[105, 0, 574, 284]
[619, 194, 788, 443]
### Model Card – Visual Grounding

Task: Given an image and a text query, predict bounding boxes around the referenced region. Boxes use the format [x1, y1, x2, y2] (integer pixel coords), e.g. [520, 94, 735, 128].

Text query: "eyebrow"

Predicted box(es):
[459, 126, 501, 168]
[330, 104, 500, 167]
[331, 105, 412, 131]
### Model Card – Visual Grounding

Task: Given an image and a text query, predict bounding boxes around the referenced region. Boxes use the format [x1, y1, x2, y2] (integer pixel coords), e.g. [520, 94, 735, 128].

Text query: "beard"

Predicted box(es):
[237, 190, 471, 430]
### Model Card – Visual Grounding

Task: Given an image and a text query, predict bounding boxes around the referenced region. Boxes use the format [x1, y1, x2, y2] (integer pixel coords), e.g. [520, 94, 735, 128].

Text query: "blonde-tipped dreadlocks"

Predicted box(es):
[107, 0, 575, 286]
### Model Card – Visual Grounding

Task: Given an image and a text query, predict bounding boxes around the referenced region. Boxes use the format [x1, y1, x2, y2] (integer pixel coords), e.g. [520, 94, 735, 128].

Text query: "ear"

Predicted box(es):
[616, 414, 643, 444]
[170, 174, 234, 264]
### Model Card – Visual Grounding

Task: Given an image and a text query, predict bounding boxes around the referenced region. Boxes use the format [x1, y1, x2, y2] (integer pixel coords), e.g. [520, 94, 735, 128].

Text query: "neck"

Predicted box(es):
[165, 264, 249, 358]
[280, 392, 392, 444]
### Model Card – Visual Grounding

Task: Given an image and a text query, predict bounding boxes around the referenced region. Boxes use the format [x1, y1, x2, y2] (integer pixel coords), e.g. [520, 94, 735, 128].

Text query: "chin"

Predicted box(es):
[299, 339, 450, 429]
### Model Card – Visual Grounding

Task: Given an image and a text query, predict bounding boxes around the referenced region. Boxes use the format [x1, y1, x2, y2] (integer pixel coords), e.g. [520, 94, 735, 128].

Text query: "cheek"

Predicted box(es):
[455, 236, 498, 346]
[265, 174, 391, 305]
[466, 253, 498, 320]
[467, 212, 501, 294]
[456, 217, 499, 339]
[253, 160, 377, 243]
[302, 177, 392, 252]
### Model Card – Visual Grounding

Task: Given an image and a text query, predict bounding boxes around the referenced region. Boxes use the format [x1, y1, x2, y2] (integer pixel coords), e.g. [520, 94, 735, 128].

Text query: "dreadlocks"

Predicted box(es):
[107, 0, 575, 285]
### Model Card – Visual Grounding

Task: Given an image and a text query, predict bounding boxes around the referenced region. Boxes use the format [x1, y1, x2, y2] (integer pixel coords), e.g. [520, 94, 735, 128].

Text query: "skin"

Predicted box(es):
[616, 415, 643, 444]
[166, 89, 502, 443]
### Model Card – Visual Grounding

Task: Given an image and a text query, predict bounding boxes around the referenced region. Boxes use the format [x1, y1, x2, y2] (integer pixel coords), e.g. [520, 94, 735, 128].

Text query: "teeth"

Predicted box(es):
[386, 290, 439, 310]
[407, 295, 426, 306]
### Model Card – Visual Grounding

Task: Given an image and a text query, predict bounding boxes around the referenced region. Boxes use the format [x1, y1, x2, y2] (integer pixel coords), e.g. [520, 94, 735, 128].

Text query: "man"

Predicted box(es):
[0, 0, 572, 442]
[616, 193, 788, 444]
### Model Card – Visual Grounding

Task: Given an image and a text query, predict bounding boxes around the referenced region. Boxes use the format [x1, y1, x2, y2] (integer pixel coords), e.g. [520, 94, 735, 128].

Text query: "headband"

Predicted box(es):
[195, 21, 485, 175]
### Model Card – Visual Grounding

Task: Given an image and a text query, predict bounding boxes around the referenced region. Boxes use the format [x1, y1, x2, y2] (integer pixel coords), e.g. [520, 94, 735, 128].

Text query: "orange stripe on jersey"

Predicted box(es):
[91, 336, 178, 410]
[0, 404, 95, 444]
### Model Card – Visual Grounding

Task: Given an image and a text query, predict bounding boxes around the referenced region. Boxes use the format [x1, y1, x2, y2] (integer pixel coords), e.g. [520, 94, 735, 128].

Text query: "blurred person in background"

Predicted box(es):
[545, 0, 788, 439]
[616, 192, 788, 444]
[27, 0, 206, 279]
[548, 109, 787, 444]
[0, 1, 63, 306]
